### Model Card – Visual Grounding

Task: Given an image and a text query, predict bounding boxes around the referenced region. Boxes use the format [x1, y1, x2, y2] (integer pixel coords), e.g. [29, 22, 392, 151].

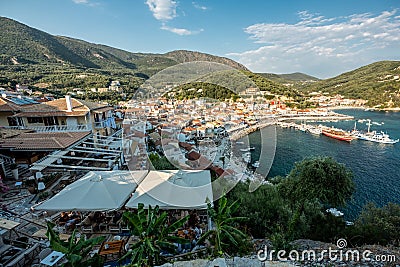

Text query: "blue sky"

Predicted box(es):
[1, 0, 399, 78]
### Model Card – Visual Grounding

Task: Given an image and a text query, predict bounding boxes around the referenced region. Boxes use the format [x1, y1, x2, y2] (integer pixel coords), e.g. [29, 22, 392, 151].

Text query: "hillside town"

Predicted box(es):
[0, 85, 371, 266]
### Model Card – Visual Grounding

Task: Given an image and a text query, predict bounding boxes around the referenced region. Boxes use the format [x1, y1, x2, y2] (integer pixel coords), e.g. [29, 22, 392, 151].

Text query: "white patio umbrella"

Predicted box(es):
[125, 170, 213, 210]
[35, 170, 148, 211]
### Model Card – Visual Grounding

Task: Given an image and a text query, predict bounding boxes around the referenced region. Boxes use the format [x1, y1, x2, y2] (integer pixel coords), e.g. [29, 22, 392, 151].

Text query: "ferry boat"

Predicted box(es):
[322, 128, 355, 142]
[352, 120, 398, 144]
[362, 131, 399, 144]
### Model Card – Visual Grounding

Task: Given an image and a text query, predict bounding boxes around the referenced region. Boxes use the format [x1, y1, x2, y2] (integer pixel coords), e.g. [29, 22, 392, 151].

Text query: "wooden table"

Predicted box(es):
[0, 218, 20, 230]
[98, 240, 124, 260]
[32, 229, 70, 241]
[32, 229, 47, 239]
[40, 251, 65, 266]
[0, 218, 20, 238]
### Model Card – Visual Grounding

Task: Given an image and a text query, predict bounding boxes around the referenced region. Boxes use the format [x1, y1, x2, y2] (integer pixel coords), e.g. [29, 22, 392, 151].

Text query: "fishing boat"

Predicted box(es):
[322, 127, 355, 142]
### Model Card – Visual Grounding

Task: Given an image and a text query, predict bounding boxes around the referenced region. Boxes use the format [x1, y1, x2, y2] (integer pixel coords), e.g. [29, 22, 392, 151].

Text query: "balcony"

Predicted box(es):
[94, 117, 116, 129]
[3, 124, 91, 132]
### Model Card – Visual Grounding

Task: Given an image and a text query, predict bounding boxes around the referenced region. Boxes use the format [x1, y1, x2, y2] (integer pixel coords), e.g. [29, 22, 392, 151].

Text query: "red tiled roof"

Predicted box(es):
[178, 142, 193, 151]
[187, 151, 201, 160]
[0, 98, 21, 112]
[0, 131, 91, 151]
[13, 97, 110, 118]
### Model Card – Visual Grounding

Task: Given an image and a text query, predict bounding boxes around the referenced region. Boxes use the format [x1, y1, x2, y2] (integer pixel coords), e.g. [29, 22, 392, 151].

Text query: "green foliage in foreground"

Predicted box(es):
[346, 202, 400, 247]
[278, 156, 355, 208]
[198, 196, 250, 256]
[228, 157, 355, 248]
[45, 221, 105, 267]
[122, 204, 189, 266]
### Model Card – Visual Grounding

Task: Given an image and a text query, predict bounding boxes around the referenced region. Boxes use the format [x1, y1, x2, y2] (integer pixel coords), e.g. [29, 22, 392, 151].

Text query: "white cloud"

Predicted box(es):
[193, 2, 207, 11]
[146, 0, 177, 21]
[161, 24, 203, 35]
[228, 10, 400, 78]
[145, 0, 203, 36]
[72, 0, 99, 7]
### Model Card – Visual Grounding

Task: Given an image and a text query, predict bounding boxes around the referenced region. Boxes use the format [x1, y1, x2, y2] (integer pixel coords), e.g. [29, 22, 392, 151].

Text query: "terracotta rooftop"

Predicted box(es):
[0, 131, 91, 151]
[11, 97, 111, 117]
[0, 128, 34, 139]
[0, 98, 22, 112]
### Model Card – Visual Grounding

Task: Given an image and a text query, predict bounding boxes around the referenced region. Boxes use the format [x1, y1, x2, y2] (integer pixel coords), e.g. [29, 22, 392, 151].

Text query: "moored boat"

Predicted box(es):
[322, 128, 355, 142]
[308, 127, 322, 136]
[352, 120, 399, 144]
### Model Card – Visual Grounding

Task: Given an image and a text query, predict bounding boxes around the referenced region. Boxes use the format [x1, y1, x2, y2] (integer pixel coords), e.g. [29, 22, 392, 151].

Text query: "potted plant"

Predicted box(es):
[10, 163, 19, 180]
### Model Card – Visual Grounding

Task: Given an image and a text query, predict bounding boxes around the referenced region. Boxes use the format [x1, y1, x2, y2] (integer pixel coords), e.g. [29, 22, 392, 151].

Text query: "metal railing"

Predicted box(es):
[2, 124, 91, 132]
[93, 117, 116, 129]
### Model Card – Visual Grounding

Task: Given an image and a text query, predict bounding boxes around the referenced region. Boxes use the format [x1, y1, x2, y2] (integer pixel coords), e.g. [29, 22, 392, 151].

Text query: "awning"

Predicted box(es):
[125, 170, 213, 210]
[35, 170, 148, 211]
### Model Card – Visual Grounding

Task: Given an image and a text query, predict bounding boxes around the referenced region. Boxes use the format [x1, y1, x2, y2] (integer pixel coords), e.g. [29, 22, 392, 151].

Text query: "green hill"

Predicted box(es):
[302, 61, 400, 107]
[257, 72, 319, 83]
[0, 16, 253, 92]
[165, 50, 249, 71]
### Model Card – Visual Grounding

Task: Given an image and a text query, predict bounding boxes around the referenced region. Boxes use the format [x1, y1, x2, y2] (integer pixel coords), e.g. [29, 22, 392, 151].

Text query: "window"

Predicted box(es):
[27, 117, 43, 124]
[7, 117, 18, 126]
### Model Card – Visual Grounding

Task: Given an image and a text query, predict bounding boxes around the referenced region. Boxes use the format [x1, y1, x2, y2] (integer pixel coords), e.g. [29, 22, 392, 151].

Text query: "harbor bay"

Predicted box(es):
[248, 109, 400, 220]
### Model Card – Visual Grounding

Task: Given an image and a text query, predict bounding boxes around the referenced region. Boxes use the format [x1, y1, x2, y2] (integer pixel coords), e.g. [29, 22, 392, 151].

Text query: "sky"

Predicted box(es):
[0, 0, 399, 78]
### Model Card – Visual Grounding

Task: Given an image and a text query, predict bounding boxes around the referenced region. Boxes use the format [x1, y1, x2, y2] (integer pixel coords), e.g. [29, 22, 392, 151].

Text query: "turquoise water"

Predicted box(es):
[249, 109, 400, 220]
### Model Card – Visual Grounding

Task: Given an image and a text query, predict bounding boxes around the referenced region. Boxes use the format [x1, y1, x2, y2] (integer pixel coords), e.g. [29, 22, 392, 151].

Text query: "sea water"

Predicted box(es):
[249, 109, 400, 220]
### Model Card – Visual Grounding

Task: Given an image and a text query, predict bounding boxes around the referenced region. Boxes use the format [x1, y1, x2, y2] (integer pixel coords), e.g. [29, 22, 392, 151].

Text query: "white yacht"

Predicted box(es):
[352, 120, 398, 144]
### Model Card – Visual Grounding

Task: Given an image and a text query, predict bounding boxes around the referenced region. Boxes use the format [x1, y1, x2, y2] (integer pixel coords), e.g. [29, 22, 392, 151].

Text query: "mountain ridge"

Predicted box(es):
[1, 16, 400, 107]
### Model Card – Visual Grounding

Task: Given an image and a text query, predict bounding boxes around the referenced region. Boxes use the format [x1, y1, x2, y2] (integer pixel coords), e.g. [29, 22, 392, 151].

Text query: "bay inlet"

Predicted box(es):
[248, 109, 400, 220]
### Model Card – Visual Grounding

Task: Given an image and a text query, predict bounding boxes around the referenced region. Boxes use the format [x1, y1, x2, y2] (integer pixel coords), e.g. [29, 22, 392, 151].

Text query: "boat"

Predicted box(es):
[249, 147, 255, 151]
[242, 152, 251, 163]
[308, 127, 322, 136]
[236, 141, 244, 145]
[363, 131, 399, 144]
[322, 128, 355, 142]
[252, 161, 260, 168]
[352, 120, 399, 144]
[243, 156, 251, 163]
[240, 148, 249, 152]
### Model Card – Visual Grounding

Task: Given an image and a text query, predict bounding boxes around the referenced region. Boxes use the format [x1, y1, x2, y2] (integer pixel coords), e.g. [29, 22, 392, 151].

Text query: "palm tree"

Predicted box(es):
[121, 203, 189, 266]
[197, 195, 248, 256]
[45, 221, 105, 267]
